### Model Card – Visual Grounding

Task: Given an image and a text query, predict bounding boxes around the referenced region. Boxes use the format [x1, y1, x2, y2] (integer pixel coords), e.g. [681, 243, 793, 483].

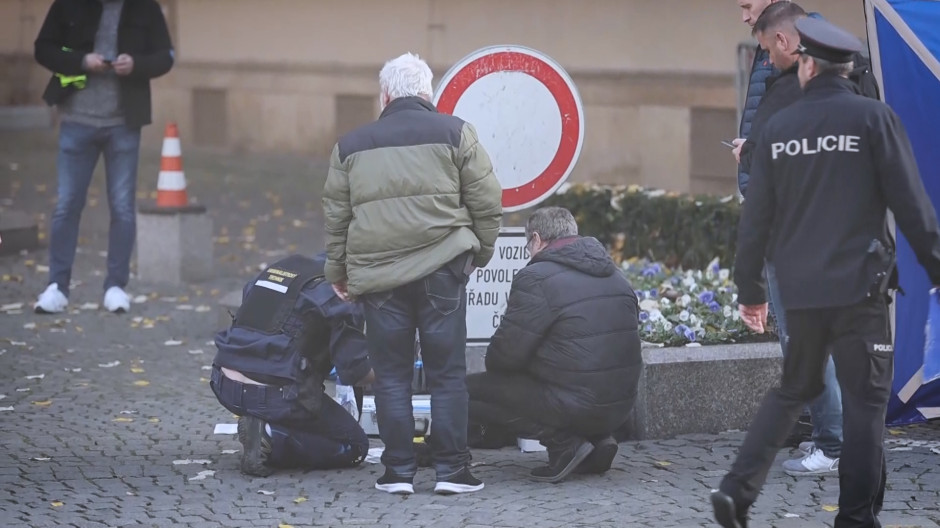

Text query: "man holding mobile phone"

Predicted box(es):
[34, 0, 174, 314]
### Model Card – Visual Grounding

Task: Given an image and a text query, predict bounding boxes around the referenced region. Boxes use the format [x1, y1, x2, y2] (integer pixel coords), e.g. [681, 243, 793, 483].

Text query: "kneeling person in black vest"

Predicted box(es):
[211, 253, 373, 477]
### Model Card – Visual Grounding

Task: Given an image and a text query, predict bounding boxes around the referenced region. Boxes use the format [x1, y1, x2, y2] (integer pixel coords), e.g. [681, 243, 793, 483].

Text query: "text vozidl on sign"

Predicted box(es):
[467, 228, 528, 343]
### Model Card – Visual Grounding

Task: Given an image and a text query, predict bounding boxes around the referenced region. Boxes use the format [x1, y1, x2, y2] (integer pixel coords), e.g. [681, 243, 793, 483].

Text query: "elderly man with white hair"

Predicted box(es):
[322, 52, 502, 495]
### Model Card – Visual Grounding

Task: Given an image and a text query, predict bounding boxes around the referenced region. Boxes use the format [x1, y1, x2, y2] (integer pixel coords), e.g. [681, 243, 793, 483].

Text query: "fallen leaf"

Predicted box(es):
[164, 340, 183, 346]
[31, 457, 51, 461]
[24, 259, 35, 266]
[12, 341, 28, 347]
[176, 304, 194, 311]
[50, 501, 63, 507]
[822, 505, 839, 512]
[195, 305, 211, 313]
[654, 461, 672, 466]
[199, 377, 209, 383]
[23, 323, 36, 330]
[130, 367, 145, 374]
[279, 525, 294, 528]
[887, 429, 905, 436]
[36, 265, 50, 273]
[98, 361, 120, 368]
[257, 490, 275, 495]
[26, 374, 45, 380]
[187, 470, 215, 481]
[784, 513, 800, 518]
[188, 349, 204, 355]
[112, 417, 134, 422]
[32, 400, 52, 407]
[74, 326, 83, 333]
[132, 295, 148, 304]
[16, 388, 30, 392]
[64, 368, 81, 373]
[120, 410, 137, 415]
[148, 417, 160, 423]
[79, 302, 99, 310]
[221, 449, 238, 454]
[133, 380, 150, 387]
[293, 497, 307, 504]
[0, 406, 13, 411]
[1, 303, 24, 311]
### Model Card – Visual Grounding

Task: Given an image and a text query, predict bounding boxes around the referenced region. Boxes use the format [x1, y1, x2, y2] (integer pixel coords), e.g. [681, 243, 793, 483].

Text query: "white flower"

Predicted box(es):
[662, 321, 673, 331]
[732, 293, 738, 303]
[706, 268, 716, 281]
[681, 294, 692, 307]
[695, 270, 703, 279]
[683, 276, 696, 289]
[649, 309, 664, 321]
[689, 314, 699, 326]
[719, 269, 730, 281]
[723, 305, 733, 318]
[640, 299, 659, 312]
[732, 310, 741, 321]
[679, 310, 690, 322]
[660, 298, 671, 306]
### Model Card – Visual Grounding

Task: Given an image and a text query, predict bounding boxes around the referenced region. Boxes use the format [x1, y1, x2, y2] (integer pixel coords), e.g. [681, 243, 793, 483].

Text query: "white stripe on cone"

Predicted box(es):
[161, 137, 181, 157]
[158, 170, 187, 191]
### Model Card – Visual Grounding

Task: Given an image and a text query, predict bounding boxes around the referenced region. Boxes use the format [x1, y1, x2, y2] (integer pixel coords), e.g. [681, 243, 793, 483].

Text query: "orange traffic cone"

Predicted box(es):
[156, 123, 189, 208]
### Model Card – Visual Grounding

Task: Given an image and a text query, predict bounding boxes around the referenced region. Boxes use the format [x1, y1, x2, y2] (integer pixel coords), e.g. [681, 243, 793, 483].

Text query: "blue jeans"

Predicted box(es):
[210, 366, 369, 469]
[766, 261, 843, 458]
[363, 258, 471, 479]
[50, 122, 141, 296]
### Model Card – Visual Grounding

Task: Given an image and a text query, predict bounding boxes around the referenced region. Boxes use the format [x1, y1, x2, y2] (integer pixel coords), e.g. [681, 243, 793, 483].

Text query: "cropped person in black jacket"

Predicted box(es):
[467, 207, 642, 484]
[32, 0, 174, 315]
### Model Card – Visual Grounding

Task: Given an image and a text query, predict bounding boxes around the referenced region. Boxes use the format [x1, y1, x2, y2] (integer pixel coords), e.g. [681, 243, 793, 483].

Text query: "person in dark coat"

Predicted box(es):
[466, 207, 641, 484]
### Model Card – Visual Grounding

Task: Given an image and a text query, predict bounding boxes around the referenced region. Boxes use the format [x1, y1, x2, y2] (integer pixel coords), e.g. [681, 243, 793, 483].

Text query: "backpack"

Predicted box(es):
[850, 52, 882, 100]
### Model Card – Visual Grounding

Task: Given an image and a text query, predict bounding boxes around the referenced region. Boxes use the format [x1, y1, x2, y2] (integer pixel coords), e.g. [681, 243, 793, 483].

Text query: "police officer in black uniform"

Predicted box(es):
[211, 252, 373, 477]
[711, 17, 940, 528]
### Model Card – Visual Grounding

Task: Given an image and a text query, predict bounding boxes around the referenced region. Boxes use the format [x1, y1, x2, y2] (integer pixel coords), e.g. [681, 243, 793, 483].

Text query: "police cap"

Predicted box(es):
[794, 17, 863, 63]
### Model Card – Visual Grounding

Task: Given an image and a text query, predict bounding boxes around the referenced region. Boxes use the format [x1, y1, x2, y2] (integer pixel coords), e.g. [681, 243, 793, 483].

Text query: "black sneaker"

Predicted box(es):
[237, 415, 274, 477]
[434, 467, 484, 495]
[375, 469, 414, 495]
[575, 436, 618, 475]
[711, 490, 747, 528]
[530, 439, 594, 483]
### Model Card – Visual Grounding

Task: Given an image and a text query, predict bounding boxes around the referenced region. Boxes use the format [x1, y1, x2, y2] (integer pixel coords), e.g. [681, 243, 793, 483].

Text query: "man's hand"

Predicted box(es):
[332, 281, 351, 302]
[83, 53, 110, 73]
[113, 54, 134, 76]
[355, 369, 375, 387]
[732, 138, 746, 164]
[739, 303, 769, 333]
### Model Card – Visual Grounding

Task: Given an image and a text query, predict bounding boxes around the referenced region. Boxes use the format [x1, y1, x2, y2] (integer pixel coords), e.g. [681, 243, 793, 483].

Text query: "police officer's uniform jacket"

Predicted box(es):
[735, 74, 940, 309]
[212, 253, 369, 416]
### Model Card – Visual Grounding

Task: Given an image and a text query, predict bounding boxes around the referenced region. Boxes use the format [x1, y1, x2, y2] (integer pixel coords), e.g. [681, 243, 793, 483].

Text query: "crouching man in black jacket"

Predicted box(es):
[211, 253, 373, 477]
[467, 207, 642, 483]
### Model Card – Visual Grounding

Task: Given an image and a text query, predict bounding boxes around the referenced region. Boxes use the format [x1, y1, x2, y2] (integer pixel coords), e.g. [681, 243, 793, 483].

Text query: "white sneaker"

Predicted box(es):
[783, 447, 839, 476]
[34, 283, 68, 314]
[103, 286, 131, 313]
[798, 441, 815, 455]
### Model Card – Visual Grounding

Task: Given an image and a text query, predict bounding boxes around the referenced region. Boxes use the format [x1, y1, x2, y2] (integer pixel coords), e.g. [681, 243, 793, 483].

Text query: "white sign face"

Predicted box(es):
[466, 228, 530, 343]
[434, 45, 585, 212]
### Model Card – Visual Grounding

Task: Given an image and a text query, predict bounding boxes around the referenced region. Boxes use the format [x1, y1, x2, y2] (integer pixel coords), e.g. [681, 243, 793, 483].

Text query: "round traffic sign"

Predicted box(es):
[434, 45, 585, 212]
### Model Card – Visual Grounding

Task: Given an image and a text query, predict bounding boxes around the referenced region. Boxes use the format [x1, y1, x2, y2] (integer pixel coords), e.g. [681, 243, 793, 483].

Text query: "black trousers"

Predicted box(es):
[467, 371, 611, 451]
[720, 296, 893, 528]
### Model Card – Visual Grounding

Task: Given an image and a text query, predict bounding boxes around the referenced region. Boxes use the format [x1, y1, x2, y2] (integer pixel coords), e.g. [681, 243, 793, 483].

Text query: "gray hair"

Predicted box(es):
[379, 52, 434, 100]
[811, 56, 854, 77]
[526, 206, 578, 243]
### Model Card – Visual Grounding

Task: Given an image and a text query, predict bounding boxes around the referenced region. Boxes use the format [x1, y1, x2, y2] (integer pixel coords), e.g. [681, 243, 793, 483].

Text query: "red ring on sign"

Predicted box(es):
[436, 51, 581, 209]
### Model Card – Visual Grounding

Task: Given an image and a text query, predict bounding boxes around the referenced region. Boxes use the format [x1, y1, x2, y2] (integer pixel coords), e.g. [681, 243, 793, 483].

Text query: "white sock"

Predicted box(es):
[265, 423, 272, 436]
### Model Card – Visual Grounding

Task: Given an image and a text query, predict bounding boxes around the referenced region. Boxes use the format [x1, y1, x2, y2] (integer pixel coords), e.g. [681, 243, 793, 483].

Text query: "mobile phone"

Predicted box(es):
[721, 139, 736, 149]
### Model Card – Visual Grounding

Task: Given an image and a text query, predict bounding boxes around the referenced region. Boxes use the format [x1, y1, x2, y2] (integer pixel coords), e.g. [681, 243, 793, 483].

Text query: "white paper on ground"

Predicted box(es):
[214, 423, 238, 435]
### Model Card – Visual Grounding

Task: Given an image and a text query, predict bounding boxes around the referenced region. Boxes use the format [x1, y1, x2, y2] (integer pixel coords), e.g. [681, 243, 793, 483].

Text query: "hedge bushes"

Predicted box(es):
[542, 184, 741, 270]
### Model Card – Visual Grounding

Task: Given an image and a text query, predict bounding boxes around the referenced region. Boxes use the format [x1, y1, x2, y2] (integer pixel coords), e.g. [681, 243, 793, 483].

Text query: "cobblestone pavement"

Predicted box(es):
[2, 130, 940, 527]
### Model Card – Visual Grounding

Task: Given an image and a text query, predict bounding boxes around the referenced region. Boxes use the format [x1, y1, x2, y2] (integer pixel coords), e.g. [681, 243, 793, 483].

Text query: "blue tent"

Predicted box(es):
[865, 0, 940, 425]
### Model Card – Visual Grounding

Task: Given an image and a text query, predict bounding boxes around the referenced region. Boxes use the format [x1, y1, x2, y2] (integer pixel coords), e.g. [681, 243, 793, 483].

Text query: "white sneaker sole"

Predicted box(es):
[434, 481, 485, 495]
[375, 482, 414, 495]
[784, 467, 838, 477]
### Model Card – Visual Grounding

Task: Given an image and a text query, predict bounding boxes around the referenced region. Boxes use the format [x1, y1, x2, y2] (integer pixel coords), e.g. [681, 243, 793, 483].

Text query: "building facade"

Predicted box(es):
[0, 0, 868, 195]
